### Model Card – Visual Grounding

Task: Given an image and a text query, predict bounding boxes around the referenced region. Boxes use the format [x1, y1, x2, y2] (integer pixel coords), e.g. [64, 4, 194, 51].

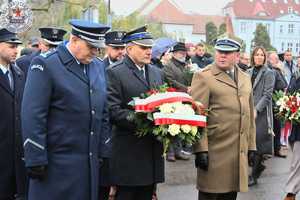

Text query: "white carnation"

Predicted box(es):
[181, 125, 192, 133]
[191, 126, 198, 136]
[159, 103, 174, 113]
[168, 124, 181, 136]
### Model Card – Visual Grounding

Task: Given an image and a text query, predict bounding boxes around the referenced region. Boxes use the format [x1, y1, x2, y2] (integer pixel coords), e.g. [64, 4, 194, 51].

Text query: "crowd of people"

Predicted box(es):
[2, 18, 300, 200]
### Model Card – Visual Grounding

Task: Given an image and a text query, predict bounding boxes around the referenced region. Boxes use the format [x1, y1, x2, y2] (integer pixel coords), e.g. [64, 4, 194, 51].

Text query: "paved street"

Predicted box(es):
[158, 152, 300, 200]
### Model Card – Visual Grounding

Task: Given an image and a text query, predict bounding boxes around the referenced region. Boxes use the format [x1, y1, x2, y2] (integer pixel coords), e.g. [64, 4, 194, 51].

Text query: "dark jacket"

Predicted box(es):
[163, 57, 189, 92]
[268, 63, 287, 92]
[106, 55, 165, 186]
[22, 44, 110, 200]
[249, 65, 275, 154]
[191, 54, 213, 69]
[288, 77, 300, 143]
[0, 64, 27, 199]
[16, 50, 40, 77]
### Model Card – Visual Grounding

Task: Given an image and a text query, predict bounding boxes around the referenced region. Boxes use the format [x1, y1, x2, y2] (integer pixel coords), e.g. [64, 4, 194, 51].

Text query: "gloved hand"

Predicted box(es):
[27, 165, 47, 180]
[248, 150, 256, 167]
[195, 152, 209, 171]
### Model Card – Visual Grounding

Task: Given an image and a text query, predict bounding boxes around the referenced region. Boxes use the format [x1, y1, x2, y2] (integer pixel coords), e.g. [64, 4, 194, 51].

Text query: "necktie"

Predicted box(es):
[227, 70, 234, 81]
[139, 68, 145, 79]
[3, 71, 12, 90]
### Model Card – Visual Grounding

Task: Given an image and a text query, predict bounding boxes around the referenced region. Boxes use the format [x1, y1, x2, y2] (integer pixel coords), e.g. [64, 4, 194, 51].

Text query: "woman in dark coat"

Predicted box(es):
[248, 46, 275, 186]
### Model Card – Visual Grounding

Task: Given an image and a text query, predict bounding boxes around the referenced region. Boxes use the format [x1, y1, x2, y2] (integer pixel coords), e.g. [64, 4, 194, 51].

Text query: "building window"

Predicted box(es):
[282, 42, 285, 51]
[241, 22, 246, 33]
[288, 7, 293, 13]
[288, 24, 295, 33]
[280, 25, 284, 33]
[296, 43, 299, 53]
[287, 42, 293, 51]
[266, 23, 270, 34]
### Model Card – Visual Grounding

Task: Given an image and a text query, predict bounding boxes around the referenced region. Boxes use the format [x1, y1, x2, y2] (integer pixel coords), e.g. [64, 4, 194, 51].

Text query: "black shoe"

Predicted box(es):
[248, 176, 257, 187]
[274, 151, 287, 158]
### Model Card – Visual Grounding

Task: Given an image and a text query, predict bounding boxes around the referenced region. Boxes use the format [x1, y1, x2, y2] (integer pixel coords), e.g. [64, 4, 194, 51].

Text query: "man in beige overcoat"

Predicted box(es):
[191, 37, 256, 200]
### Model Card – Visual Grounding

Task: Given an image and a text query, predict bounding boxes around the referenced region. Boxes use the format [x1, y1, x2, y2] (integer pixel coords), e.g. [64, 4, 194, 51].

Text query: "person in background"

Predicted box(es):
[0, 28, 27, 200]
[191, 37, 256, 200]
[283, 50, 299, 89]
[283, 75, 300, 200]
[191, 43, 213, 69]
[248, 46, 275, 186]
[268, 51, 288, 158]
[16, 27, 67, 76]
[296, 56, 300, 70]
[238, 52, 251, 71]
[186, 43, 196, 63]
[163, 42, 191, 162]
[103, 31, 126, 69]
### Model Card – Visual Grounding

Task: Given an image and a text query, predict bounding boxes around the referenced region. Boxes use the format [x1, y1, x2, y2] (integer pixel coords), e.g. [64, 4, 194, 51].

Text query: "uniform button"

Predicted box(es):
[90, 131, 94, 135]
[90, 89, 93, 94]
[89, 152, 93, 156]
[91, 110, 95, 115]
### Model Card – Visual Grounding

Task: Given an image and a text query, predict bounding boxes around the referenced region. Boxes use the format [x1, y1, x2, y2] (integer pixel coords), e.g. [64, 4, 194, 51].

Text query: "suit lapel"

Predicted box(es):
[88, 62, 100, 88]
[253, 66, 266, 89]
[11, 64, 24, 98]
[0, 65, 14, 96]
[125, 56, 149, 89]
[236, 66, 244, 91]
[211, 65, 237, 88]
[57, 44, 89, 84]
[65, 62, 89, 84]
[147, 65, 160, 88]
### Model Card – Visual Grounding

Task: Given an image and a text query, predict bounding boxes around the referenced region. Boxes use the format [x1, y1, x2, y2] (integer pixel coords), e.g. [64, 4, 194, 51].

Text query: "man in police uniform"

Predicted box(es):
[106, 26, 164, 200]
[16, 27, 67, 76]
[21, 19, 110, 200]
[191, 37, 256, 200]
[103, 31, 126, 68]
[0, 29, 27, 200]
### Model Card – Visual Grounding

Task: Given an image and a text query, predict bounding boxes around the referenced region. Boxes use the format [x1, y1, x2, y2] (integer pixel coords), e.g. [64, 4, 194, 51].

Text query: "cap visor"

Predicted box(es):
[107, 43, 126, 47]
[6, 40, 22, 44]
[43, 39, 63, 46]
[215, 45, 239, 52]
[88, 40, 105, 48]
[132, 39, 154, 47]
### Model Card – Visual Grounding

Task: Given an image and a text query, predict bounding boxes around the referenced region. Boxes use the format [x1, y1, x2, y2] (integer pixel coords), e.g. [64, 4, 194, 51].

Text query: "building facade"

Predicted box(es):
[224, 0, 300, 54]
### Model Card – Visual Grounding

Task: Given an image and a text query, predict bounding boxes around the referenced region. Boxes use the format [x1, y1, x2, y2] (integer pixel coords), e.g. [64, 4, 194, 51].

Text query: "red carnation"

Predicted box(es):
[166, 87, 177, 92]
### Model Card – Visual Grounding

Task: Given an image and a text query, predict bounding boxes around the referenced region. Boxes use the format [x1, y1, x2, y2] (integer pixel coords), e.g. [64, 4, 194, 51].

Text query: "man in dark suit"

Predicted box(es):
[0, 29, 27, 200]
[16, 27, 67, 76]
[106, 26, 165, 200]
[103, 31, 126, 69]
[21, 19, 110, 200]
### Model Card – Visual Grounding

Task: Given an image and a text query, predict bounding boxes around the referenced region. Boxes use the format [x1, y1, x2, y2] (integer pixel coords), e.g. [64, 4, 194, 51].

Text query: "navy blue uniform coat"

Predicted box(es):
[21, 44, 110, 200]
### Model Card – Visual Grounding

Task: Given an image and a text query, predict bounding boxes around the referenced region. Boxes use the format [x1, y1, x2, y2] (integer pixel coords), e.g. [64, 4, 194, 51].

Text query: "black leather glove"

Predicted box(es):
[195, 152, 209, 171]
[27, 165, 47, 180]
[248, 150, 256, 167]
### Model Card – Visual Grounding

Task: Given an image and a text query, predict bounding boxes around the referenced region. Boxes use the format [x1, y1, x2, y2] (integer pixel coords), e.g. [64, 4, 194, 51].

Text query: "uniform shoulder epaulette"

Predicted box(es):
[40, 50, 56, 58]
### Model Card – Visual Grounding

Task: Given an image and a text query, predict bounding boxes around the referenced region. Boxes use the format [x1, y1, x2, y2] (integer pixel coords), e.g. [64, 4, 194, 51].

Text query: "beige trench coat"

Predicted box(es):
[191, 64, 256, 193]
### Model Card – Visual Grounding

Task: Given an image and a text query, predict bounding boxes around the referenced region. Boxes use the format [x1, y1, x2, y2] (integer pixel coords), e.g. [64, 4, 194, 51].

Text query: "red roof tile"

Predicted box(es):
[226, 0, 300, 19]
[140, 0, 227, 34]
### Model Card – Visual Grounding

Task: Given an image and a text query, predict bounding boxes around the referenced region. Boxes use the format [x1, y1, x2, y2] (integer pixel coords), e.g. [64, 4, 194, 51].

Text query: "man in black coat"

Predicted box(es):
[16, 27, 66, 77]
[103, 31, 126, 69]
[0, 29, 27, 200]
[106, 26, 165, 200]
[191, 43, 213, 69]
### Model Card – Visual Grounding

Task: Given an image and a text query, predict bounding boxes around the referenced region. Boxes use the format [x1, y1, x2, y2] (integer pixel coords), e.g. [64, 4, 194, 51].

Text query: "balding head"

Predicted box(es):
[268, 51, 279, 67]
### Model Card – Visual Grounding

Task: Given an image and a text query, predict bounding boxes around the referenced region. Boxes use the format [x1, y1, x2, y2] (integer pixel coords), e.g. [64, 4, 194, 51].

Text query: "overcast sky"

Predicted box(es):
[110, 0, 232, 16]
